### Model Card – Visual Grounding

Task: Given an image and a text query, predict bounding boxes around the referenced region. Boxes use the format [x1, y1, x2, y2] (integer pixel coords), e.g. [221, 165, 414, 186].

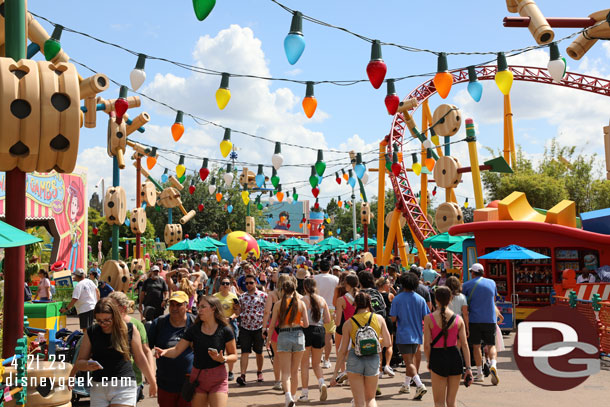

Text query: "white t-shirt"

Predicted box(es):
[313, 273, 339, 310]
[72, 279, 98, 314]
[449, 293, 468, 316]
[577, 273, 596, 284]
[210, 254, 218, 263]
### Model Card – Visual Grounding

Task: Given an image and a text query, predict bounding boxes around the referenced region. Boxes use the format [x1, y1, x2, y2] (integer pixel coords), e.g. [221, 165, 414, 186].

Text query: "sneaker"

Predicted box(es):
[379, 371, 384, 380]
[483, 362, 491, 377]
[410, 378, 415, 386]
[273, 381, 283, 391]
[383, 365, 395, 377]
[376, 386, 382, 396]
[236, 375, 246, 386]
[490, 366, 499, 385]
[285, 394, 295, 407]
[336, 371, 348, 384]
[322, 359, 331, 369]
[228, 371, 234, 381]
[319, 383, 328, 401]
[257, 372, 264, 382]
[474, 375, 484, 383]
[413, 385, 427, 401]
[399, 384, 410, 394]
[298, 394, 309, 402]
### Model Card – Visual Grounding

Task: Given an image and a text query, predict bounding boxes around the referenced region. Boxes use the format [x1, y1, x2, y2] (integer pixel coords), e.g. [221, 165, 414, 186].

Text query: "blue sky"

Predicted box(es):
[29, 1, 610, 208]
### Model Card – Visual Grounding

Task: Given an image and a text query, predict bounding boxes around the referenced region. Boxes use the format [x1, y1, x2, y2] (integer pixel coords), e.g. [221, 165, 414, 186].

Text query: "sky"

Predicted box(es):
[27, 0, 610, 212]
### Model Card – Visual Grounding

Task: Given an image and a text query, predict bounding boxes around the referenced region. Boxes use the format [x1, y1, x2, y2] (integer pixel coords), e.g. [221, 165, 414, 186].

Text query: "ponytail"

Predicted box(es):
[278, 280, 298, 324]
[304, 278, 321, 322]
[440, 305, 449, 348]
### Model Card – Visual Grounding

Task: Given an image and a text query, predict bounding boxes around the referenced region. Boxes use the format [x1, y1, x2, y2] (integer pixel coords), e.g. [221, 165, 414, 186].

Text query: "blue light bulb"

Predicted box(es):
[355, 163, 366, 179]
[318, 175, 323, 185]
[467, 81, 483, 102]
[227, 205, 233, 213]
[161, 170, 169, 183]
[348, 177, 356, 188]
[284, 34, 305, 65]
[255, 174, 265, 188]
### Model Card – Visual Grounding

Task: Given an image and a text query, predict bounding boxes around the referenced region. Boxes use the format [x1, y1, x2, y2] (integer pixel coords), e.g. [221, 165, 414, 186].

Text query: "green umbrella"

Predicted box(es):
[257, 239, 279, 252]
[347, 236, 377, 249]
[445, 241, 464, 253]
[167, 238, 201, 251]
[280, 237, 312, 250]
[192, 238, 221, 252]
[199, 236, 225, 247]
[422, 233, 470, 249]
[317, 236, 348, 250]
[0, 221, 42, 248]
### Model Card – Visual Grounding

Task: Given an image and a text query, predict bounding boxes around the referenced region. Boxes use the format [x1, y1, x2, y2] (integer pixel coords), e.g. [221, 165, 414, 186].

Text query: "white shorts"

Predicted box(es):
[90, 380, 137, 407]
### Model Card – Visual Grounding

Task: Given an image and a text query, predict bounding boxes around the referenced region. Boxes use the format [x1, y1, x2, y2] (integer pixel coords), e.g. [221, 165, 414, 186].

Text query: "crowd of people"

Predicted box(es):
[61, 248, 504, 407]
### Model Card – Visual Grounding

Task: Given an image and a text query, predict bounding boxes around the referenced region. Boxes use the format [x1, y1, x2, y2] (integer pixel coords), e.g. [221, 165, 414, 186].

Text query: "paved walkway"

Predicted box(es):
[67, 313, 610, 406]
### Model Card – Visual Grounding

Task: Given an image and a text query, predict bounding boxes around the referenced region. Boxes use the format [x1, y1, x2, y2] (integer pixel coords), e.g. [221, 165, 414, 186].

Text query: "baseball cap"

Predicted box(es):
[150, 265, 160, 272]
[72, 268, 85, 277]
[169, 291, 189, 303]
[332, 265, 341, 271]
[469, 263, 484, 273]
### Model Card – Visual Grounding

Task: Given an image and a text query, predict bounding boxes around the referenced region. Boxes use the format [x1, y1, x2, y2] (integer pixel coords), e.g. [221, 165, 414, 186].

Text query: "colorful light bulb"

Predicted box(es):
[276, 186, 285, 202]
[315, 150, 326, 176]
[241, 191, 250, 205]
[309, 166, 319, 188]
[176, 155, 186, 178]
[255, 165, 265, 188]
[302, 82, 317, 118]
[171, 111, 185, 141]
[271, 168, 280, 189]
[189, 182, 196, 195]
[467, 66, 483, 102]
[366, 40, 387, 89]
[391, 152, 402, 176]
[314, 198, 320, 209]
[433, 186, 437, 196]
[311, 186, 320, 198]
[215, 73, 231, 110]
[192, 0, 216, 21]
[208, 177, 216, 194]
[425, 148, 435, 172]
[114, 86, 129, 125]
[293, 188, 299, 202]
[130, 54, 147, 91]
[216, 192, 223, 202]
[335, 172, 342, 185]
[495, 52, 513, 95]
[199, 158, 210, 181]
[272, 142, 283, 170]
[284, 11, 305, 65]
[146, 147, 157, 170]
[44, 25, 63, 61]
[433, 52, 453, 99]
[342, 169, 349, 181]
[361, 171, 369, 184]
[354, 153, 366, 179]
[384, 79, 400, 115]
[338, 196, 343, 208]
[547, 42, 567, 83]
[219, 128, 233, 157]
[348, 169, 356, 188]
[223, 164, 234, 185]
[464, 198, 469, 208]
[411, 153, 421, 176]
[161, 169, 169, 183]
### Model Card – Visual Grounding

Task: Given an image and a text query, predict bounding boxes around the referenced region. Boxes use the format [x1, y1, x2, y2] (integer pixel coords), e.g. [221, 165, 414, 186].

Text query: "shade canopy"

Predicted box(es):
[198, 236, 225, 248]
[316, 236, 348, 250]
[167, 238, 201, 251]
[0, 221, 42, 248]
[477, 244, 550, 260]
[279, 237, 312, 250]
[347, 236, 377, 249]
[257, 239, 280, 252]
[423, 233, 470, 249]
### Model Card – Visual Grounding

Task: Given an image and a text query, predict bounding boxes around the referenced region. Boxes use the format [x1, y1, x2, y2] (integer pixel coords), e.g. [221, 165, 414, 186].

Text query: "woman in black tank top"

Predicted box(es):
[69, 298, 158, 406]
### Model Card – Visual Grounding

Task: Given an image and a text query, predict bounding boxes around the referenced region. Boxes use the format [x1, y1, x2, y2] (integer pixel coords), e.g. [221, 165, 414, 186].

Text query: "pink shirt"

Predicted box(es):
[430, 314, 460, 348]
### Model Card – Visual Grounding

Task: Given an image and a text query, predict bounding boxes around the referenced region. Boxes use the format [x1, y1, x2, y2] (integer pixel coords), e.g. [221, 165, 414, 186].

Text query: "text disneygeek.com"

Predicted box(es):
[4, 374, 135, 389]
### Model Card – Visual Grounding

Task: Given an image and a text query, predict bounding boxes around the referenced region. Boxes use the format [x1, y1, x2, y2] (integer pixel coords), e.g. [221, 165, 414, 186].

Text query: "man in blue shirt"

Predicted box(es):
[462, 263, 499, 385]
[390, 272, 429, 400]
[98, 280, 114, 298]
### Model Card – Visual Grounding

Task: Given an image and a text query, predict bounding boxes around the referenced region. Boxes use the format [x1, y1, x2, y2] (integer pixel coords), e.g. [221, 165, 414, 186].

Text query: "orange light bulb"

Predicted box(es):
[171, 122, 184, 142]
[433, 53, 453, 99]
[215, 192, 223, 202]
[425, 158, 435, 172]
[302, 81, 317, 118]
[146, 156, 157, 170]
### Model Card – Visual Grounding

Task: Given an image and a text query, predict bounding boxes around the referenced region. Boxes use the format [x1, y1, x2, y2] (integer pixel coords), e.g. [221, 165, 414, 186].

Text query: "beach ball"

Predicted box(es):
[217, 231, 260, 263]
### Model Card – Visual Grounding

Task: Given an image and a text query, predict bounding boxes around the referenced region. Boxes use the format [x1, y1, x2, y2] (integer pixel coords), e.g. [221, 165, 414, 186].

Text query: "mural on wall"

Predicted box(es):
[263, 201, 309, 233]
[0, 167, 87, 271]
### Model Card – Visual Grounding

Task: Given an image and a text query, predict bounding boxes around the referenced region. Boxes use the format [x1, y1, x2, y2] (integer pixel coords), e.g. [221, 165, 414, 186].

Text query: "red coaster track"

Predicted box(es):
[387, 65, 610, 264]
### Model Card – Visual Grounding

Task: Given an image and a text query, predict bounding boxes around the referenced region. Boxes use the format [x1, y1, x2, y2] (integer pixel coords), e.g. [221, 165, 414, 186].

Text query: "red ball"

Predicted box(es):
[366, 59, 387, 89]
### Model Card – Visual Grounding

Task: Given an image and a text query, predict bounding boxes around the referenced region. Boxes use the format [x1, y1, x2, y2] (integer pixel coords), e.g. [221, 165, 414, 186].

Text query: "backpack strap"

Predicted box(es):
[467, 277, 483, 304]
[366, 312, 374, 327]
[430, 314, 456, 347]
[350, 315, 363, 329]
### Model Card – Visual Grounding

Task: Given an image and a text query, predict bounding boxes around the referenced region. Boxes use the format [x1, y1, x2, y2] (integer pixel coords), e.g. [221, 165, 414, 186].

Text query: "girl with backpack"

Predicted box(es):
[423, 286, 473, 407]
[267, 279, 309, 407]
[299, 278, 331, 402]
[333, 273, 359, 384]
[330, 292, 392, 407]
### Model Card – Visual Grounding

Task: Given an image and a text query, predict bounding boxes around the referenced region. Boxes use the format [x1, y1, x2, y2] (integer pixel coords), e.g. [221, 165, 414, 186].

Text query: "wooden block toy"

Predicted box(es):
[516, 0, 553, 44]
[385, 211, 406, 228]
[580, 208, 610, 235]
[158, 187, 182, 208]
[433, 156, 462, 189]
[164, 224, 183, 246]
[101, 260, 131, 292]
[179, 209, 196, 224]
[498, 191, 545, 222]
[52, 270, 73, 288]
[432, 104, 461, 137]
[546, 200, 576, 228]
[240, 167, 257, 189]
[361, 252, 374, 265]
[104, 186, 127, 225]
[474, 207, 499, 222]
[107, 115, 127, 169]
[169, 176, 185, 191]
[130, 207, 147, 234]
[126, 112, 150, 136]
[567, 9, 610, 60]
[129, 258, 146, 275]
[435, 202, 464, 233]
[505, 0, 518, 13]
[80, 74, 109, 99]
[361, 202, 371, 225]
[397, 98, 418, 132]
[141, 181, 157, 206]
[246, 216, 255, 234]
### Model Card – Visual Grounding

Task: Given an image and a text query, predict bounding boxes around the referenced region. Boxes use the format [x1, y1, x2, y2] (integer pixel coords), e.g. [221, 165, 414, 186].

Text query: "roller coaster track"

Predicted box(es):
[388, 65, 610, 264]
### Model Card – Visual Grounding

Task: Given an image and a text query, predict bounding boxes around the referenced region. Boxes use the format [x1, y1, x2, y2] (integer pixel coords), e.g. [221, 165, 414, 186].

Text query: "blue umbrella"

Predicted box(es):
[478, 245, 550, 260]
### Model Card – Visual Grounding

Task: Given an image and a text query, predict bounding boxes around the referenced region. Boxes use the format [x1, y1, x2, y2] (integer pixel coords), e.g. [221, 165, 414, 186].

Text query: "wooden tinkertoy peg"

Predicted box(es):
[139, 166, 196, 225]
[567, 9, 610, 60]
[107, 112, 127, 169]
[603, 120, 610, 180]
[396, 99, 440, 161]
[504, 0, 554, 44]
[104, 186, 127, 225]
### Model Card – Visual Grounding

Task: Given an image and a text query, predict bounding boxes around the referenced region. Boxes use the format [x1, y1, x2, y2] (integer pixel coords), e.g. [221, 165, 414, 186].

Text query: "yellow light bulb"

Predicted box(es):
[220, 139, 233, 158]
[302, 96, 317, 119]
[176, 164, 186, 178]
[431, 134, 440, 145]
[495, 70, 514, 95]
[241, 191, 250, 205]
[171, 122, 184, 142]
[215, 88, 231, 110]
[412, 162, 422, 176]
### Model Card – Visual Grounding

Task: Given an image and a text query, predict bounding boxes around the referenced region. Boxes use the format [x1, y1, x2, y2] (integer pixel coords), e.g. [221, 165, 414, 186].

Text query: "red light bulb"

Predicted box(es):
[312, 187, 320, 198]
[198, 203, 204, 212]
[114, 98, 129, 124]
[199, 167, 210, 181]
[366, 40, 387, 89]
[391, 162, 402, 176]
[314, 202, 320, 209]
[189, 185, 196, 195]
[384, 79, 399, 115]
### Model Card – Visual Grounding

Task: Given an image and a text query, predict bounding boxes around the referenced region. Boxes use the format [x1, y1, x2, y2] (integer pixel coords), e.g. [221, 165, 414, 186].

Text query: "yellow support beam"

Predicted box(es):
[376, 140, 387, 265]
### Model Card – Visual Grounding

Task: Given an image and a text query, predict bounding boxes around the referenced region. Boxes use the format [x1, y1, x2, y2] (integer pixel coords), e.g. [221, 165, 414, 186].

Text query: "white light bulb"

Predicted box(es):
[130, 68, 146, 91]
[272, 153, 284, 170]
[547, 58, 566, 83]
[423, 139, 433, 149]
[223, 172, 234, 185]
[208, 185, 216, 194]
[361, 171, 369, 184]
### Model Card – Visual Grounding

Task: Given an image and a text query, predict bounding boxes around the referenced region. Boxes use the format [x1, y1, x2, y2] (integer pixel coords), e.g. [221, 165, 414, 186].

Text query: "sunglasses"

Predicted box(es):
[221, 282, 231, 286]
[245, 281, 256, 285]
[96, 318, 112, 325]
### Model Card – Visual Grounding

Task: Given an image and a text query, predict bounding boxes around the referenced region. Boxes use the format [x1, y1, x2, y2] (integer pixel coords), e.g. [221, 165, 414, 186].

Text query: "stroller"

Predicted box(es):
[55, 328, 91, 404]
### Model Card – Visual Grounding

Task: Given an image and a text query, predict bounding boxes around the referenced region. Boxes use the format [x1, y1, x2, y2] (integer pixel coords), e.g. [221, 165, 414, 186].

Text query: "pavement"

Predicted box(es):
[66, 312, 610, 407]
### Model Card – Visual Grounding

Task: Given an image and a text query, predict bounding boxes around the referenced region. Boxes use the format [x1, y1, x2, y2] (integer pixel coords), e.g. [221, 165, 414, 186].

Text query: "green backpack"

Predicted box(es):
[351, 313, 381, 357]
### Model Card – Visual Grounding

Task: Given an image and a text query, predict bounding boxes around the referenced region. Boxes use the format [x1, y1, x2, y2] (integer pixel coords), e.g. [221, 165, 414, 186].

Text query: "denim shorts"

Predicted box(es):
[90, 380, 137, 407]
[346, 348, 380, 377]
[277, 329, 305, 352]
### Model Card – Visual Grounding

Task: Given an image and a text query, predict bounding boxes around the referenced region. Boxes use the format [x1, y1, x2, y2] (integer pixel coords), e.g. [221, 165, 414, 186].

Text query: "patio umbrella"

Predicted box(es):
[167, 238, 201, 251]
[191, 238, 220, 252]
[199, 236, 225, 248]
[280, 237, 312, 250]
[0, 220, 42, 248]
[257, 239, 279, 252]
[423, 232, 470, 249]
[347, 236, 377, 249]
[317, 236, 348, 250]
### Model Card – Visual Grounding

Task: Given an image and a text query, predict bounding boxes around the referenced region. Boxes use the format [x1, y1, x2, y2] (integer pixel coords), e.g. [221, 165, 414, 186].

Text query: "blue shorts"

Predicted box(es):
[277, 329, 305, 352]
[346, 349, 379, 377]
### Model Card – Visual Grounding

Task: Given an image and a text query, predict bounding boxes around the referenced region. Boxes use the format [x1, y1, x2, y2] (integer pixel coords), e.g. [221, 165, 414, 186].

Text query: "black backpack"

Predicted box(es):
[24, 283, 32, 302]
[362, 288, 386, 318]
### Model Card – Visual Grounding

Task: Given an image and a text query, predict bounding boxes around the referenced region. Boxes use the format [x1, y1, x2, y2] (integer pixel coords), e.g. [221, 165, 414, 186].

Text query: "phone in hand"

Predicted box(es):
[464, 372, 473, 387]
[88, 360, 103, 369]
[208, 348, 218, 355]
